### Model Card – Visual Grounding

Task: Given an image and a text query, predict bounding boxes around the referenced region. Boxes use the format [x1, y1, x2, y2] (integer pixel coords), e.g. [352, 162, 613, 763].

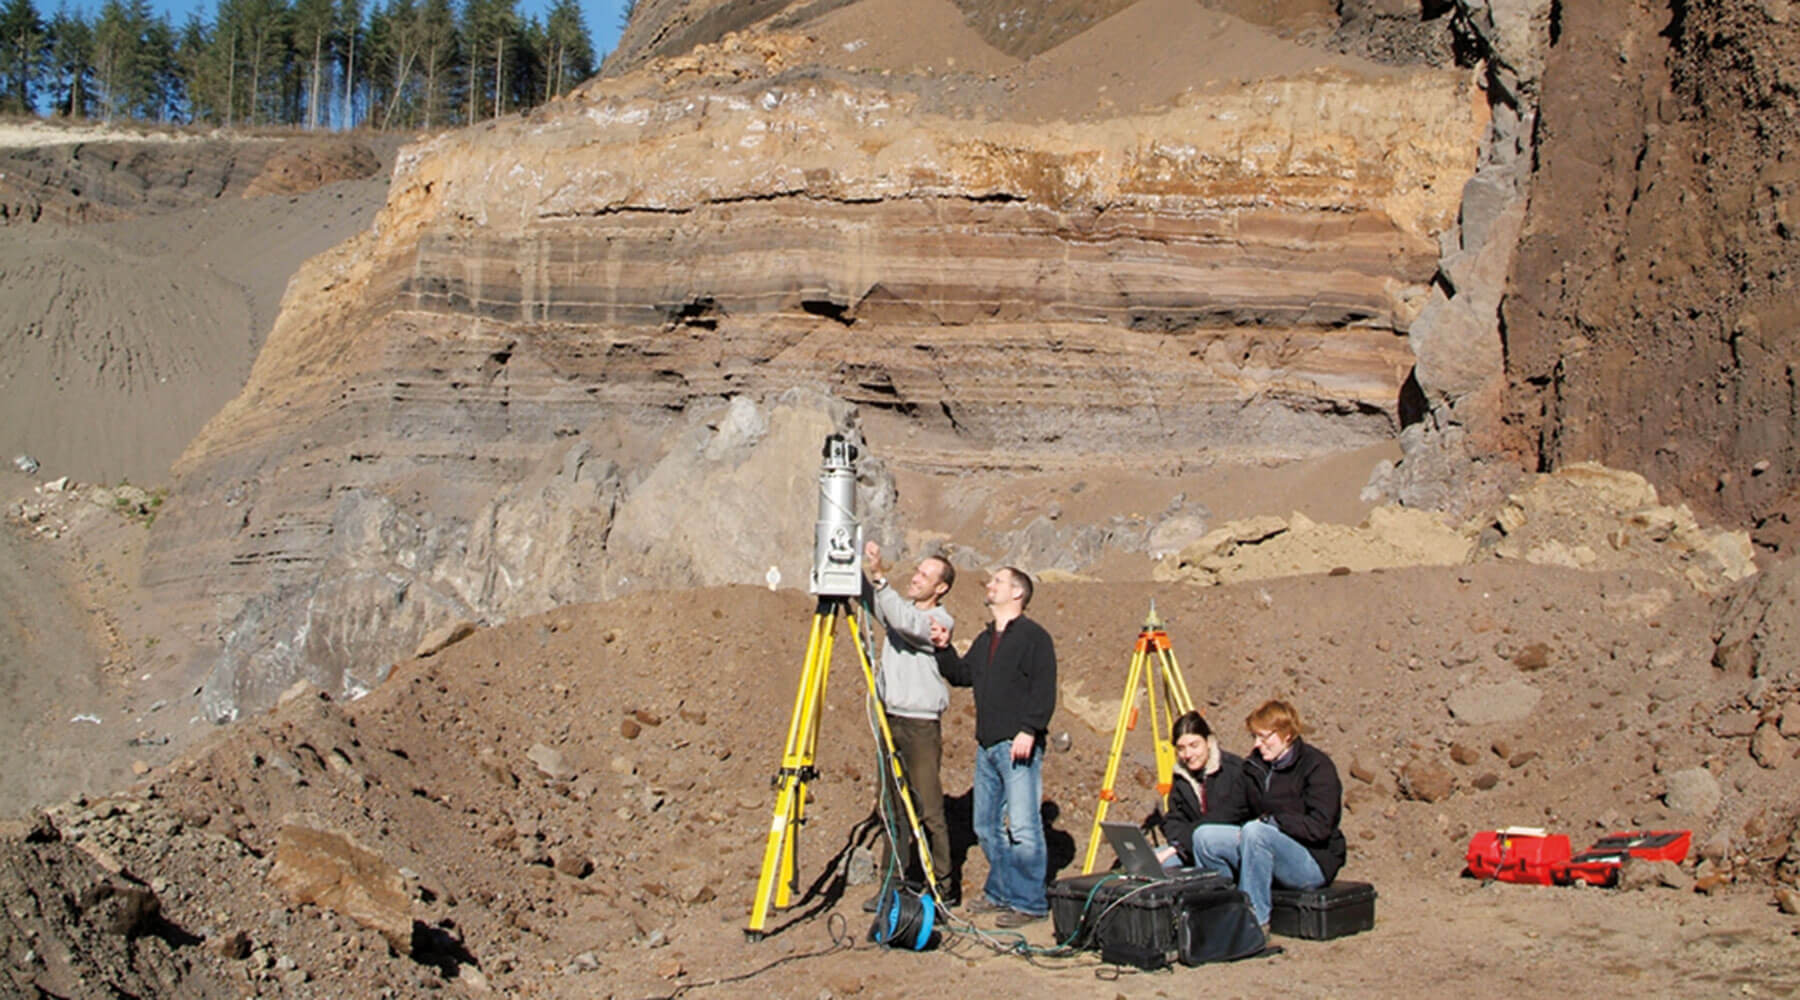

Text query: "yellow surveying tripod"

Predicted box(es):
[745, 436, 942, 941]
[1080, 603, 1197, 874]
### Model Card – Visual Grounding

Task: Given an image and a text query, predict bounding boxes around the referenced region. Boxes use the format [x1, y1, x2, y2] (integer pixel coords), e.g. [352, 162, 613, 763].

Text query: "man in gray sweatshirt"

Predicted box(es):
[861, 539, 957, 908]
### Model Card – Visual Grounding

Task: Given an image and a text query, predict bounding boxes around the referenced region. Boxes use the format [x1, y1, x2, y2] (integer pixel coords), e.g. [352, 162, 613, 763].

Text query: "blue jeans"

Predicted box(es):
[1191, 819, 1325, 925]
[972, 740, 1047, 914]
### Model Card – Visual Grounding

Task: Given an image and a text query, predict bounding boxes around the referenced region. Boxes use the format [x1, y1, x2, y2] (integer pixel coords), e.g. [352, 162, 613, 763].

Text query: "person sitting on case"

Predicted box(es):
[1188, 699, 1346, 933]
[1156, 710, 1253, 869]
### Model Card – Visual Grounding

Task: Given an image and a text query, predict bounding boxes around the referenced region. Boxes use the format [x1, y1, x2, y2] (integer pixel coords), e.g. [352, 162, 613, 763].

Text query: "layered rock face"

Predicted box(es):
[146, 8, 1482, 718]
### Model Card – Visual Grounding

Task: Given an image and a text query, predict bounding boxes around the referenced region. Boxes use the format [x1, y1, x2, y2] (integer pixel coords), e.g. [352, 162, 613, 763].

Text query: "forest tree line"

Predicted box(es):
[0, 0, 603, 130]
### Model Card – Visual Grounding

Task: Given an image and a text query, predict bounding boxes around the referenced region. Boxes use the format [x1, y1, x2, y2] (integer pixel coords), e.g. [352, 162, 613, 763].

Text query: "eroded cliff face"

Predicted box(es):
[1505, 0, 1800, 541]
[145, 3, 1484, 718]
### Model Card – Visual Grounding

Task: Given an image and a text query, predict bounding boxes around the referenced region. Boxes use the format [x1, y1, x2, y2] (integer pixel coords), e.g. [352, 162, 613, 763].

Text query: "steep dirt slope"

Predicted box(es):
[0, 132, 395, 484]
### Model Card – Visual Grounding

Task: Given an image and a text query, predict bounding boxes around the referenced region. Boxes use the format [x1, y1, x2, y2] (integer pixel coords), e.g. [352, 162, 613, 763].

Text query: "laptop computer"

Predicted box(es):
[1101, 822, 1172, 879]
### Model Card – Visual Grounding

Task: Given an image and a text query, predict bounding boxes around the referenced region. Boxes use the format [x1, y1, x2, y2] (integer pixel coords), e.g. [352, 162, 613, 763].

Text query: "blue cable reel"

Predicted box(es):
[869, 886, 938, 951]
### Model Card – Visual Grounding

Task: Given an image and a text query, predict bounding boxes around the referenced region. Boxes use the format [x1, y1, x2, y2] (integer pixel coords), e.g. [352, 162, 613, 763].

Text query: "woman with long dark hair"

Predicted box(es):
[1159, 710, 1253, 867]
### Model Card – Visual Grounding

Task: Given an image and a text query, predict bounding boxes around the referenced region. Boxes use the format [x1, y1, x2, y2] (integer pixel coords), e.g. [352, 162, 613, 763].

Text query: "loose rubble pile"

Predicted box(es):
[1158, 464, 1757, 595]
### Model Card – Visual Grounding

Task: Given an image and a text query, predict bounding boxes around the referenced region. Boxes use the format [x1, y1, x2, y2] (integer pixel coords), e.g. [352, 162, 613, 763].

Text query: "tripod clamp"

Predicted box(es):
[770, 765, 820, 789]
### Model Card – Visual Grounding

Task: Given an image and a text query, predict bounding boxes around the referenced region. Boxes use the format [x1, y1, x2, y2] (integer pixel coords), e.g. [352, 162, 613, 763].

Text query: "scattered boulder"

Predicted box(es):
[212, 929, 253, 959]
[1450, 743, 1481, 765]
[1714, 557, 1800, 682]
[477, 748, 518, 787]
[1398, 759, 1456, 802]
[1488, 464, 1757, 594]
[77, 879, 161, 937]
[551, 848, 593, 879]
[845, 845, 876, 886]
[527, 744, 575, 781]
[1617, 859, 1694, 892]
[1511, 642, 1551, 671]
[1750, 723, 1789, 768]
[1710, 709, 1761, 739]
[1447, 680, 1542, 724]
[1147, 514, 1210, 559]
[1663, 767, 1722, 816]
[269, 824, 413, 954]
[1156, 506, 1474, 586]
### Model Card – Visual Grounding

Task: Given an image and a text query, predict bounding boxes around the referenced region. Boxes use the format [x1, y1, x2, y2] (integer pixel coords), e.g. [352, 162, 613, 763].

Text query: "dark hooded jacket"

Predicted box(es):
[1244, 737, 1347, 883]
[1163, 735, 1254, 865]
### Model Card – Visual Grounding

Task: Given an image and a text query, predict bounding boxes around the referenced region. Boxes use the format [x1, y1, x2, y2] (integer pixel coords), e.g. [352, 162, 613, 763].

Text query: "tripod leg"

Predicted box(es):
[1152, 638, 1196, 810]
[844, 608, 946, 897]
[1159, 633, 1196, 718]
[746, 608, 835, 939]
[1081, 637, 1151, 874]
[1146, 641, 1175, 802]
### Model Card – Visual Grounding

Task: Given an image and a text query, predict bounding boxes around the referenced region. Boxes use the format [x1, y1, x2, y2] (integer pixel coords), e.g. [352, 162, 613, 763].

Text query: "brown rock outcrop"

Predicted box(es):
[1503, 0, 1800, 531]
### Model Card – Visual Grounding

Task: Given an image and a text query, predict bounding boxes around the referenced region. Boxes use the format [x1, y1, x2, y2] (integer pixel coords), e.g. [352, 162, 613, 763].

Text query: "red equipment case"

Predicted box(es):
[1552, 830, 1691, 887]
[1464, 830, 1570, 885]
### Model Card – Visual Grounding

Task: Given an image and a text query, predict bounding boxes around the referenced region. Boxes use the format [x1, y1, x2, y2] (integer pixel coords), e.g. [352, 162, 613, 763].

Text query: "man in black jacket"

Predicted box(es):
[1190, 699, 1345, 930]
[929, 567, 1056, 928]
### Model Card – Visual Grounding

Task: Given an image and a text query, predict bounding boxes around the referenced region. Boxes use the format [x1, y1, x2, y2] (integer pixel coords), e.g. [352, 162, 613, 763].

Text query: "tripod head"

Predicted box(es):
[809, 433, 863, 596]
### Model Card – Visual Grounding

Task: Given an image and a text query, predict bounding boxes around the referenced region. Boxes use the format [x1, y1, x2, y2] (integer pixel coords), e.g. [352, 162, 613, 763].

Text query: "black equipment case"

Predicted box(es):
[1048, 870, 1258, 968]
[1268, 880, 1377, 940]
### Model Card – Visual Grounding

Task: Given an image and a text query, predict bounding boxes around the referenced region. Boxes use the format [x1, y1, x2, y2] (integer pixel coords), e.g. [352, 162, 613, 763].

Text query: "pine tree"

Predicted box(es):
[337, 0, 360, 126]
[291, 0, 331, 127]
[46, 3, 91, 117]
[459, 0, 513, 122]
[140, 11, 178, 120]
[175, 12, 224, 122]
[226, 0, 287, 124]
[416, 0, 451, 125]
[0, 0, 45, 114]
[540, 0, 588, 100]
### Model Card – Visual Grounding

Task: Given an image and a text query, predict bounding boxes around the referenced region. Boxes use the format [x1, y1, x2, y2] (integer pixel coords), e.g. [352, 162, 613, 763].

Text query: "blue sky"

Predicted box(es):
[133, 0, 633, 61]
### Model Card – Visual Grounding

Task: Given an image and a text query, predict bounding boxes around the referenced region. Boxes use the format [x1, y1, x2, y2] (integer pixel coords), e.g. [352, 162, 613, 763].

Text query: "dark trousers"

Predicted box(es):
[877, 715, 951, 888]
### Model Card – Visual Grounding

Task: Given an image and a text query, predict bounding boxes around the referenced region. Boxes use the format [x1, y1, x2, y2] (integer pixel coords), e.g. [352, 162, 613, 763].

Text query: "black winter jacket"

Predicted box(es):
[1244, 738, 1347, 883]
[933, 615, 1056, 747]
[1164, 744, 1254, 865]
